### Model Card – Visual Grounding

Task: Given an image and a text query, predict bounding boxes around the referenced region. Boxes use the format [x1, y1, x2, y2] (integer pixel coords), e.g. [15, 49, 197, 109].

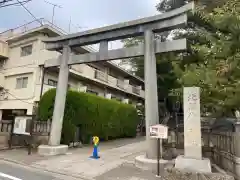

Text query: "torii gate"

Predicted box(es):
[38, 3, 194, 159]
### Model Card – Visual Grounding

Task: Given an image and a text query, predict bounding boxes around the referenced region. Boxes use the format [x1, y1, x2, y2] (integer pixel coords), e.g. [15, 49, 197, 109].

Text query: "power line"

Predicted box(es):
[0, 87, 33, 105]
[16, 0, 43, 25]
[0, 0, 13, 4]
[0, 0, 31, 8]
[14, 0, 32, 6]
[44, 0, 62, 25]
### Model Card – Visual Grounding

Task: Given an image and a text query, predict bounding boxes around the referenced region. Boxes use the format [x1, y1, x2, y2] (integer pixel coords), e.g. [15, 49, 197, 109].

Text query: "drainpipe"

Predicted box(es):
[39, 65, 45, 99]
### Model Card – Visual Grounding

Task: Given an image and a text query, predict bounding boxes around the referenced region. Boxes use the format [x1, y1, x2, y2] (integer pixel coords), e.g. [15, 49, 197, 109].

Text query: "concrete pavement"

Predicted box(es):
[0, 161, 54, 180]
[31, 139, 147, 179]
[0, 137, 232, 180]
[0, 137, 150, 180]
[0, 160, 82, 180]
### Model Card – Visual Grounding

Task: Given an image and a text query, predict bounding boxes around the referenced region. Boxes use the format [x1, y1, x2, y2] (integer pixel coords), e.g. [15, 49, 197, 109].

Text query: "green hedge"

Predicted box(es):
[38, 89, 139, 144]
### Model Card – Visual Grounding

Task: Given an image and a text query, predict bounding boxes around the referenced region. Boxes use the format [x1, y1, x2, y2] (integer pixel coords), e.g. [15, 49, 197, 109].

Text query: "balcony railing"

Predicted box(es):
[68, 64, 145, 98]
[132, 86, 140, 95]
[0, 18, 67, 39]
[117, 79, 125, 89]
[94, 70, 108, 82]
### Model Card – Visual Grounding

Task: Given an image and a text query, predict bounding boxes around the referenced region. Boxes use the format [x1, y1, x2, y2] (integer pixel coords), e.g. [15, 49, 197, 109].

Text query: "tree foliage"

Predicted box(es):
[122, 0, 240, 117]
[170, 0, 240, 116]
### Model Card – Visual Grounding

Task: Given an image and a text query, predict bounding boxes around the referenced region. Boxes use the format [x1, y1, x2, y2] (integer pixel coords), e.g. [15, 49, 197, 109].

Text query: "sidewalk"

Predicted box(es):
[0, 137, 160, 180]
[32, 139, 147, 179]
[0, 137, 231, 180]
[0, 137, 145, 165]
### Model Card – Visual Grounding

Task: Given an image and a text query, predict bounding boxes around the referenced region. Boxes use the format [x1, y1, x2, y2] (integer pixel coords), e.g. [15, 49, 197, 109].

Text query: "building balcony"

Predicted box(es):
[132, 86, 141, 95]
[94, 70, 108, 82]
[68, 64, 145, 99]
[0, 40, 8, 60]
[117, 79, 125, 89]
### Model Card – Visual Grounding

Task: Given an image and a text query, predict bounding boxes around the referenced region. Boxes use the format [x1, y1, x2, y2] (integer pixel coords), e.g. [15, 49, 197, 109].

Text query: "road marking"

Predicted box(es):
[0, 172, 22, 180]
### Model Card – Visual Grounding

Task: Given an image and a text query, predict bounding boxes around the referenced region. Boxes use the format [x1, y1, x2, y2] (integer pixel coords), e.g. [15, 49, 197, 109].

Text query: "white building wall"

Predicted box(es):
[37, 36, 60, 65]
[5, 37, 38, 69]
[0, 29, 144, 115]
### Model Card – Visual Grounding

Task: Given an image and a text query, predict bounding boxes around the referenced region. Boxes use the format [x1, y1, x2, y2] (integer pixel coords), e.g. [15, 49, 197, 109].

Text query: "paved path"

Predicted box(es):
[32, 140, 146, 179]
[0, 137, 145, 165]
[0, 137, 168, 180]
[0, 161, 54, 180]
[96, 163, 161, 180]
[0, 160, 81, 180]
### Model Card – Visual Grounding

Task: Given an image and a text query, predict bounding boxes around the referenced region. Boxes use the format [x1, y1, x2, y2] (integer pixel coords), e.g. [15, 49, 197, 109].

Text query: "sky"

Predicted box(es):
[0, 0, 160, 65]
[0, 0, 160, 34]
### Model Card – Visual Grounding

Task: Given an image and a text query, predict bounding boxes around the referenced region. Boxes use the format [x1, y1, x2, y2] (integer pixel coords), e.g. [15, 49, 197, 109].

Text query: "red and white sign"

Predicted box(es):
[150, 124, 168, 139]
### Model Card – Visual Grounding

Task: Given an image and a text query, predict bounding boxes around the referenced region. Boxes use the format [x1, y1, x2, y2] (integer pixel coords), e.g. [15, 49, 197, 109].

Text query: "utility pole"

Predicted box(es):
[44, 0, 62, 25]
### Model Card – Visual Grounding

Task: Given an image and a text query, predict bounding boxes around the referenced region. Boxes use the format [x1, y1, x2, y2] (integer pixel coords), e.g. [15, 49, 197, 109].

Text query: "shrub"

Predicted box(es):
[38, 89, 139, 144]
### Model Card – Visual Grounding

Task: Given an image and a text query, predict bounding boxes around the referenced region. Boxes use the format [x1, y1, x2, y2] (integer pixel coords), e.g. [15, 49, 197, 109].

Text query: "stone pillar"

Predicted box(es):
[184, 87, 202, 159]
[48, 45, 71, 146]
[144, 30, 159, 159]
[175, 87, 211, 173]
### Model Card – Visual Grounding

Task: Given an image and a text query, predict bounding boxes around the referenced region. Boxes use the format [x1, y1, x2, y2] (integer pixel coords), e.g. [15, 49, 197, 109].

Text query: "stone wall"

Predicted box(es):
[0, 132, 10, 148]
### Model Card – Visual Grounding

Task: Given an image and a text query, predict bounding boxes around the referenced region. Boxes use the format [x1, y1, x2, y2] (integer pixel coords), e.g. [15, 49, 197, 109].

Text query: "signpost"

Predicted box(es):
[10, 115, 33, 155]
[150, 124, 168, 177]
[13, 116, 32, 135]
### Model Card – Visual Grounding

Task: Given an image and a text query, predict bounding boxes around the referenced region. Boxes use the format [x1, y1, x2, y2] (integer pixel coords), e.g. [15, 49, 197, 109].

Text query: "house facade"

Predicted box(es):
[0, 20, 145, 120]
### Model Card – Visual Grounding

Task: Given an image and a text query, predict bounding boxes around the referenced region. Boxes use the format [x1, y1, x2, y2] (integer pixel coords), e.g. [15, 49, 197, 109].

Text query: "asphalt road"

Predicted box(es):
[0, 161, 61, 180]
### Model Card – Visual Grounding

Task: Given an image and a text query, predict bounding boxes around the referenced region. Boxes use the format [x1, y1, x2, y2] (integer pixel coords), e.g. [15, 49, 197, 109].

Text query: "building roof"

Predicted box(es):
[0, 18, 66, 41]
[0, 19, 144, 84]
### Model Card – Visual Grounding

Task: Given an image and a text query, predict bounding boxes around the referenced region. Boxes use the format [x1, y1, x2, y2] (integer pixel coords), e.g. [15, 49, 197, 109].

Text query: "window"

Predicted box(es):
[21, 45, 32, 56]
[48, 79, 58, 87]
[16, 77, 28, 89]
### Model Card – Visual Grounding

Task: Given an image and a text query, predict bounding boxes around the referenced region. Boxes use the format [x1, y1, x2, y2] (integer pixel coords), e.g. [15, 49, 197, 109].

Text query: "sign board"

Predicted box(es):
[150, 124, 168, 139]
[13, 116, 32, 136]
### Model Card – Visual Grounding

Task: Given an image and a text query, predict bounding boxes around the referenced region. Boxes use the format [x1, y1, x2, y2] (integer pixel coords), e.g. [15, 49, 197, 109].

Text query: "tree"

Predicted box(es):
[156, 0, 188, 12]
[122, 0, 240, 117]
[121, 38, 181, 114]
[156, 0, 228, 13]
[171, 0, 240, 116]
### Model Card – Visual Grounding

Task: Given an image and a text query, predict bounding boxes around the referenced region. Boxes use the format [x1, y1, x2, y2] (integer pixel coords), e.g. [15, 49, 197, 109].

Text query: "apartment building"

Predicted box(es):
[0, 19, 145, 120]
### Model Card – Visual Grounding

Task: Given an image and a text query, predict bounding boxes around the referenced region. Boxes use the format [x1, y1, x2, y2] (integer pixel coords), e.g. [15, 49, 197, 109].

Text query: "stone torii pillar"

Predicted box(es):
[38, 45, 70, 155]
[144, 30, 159, 159]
